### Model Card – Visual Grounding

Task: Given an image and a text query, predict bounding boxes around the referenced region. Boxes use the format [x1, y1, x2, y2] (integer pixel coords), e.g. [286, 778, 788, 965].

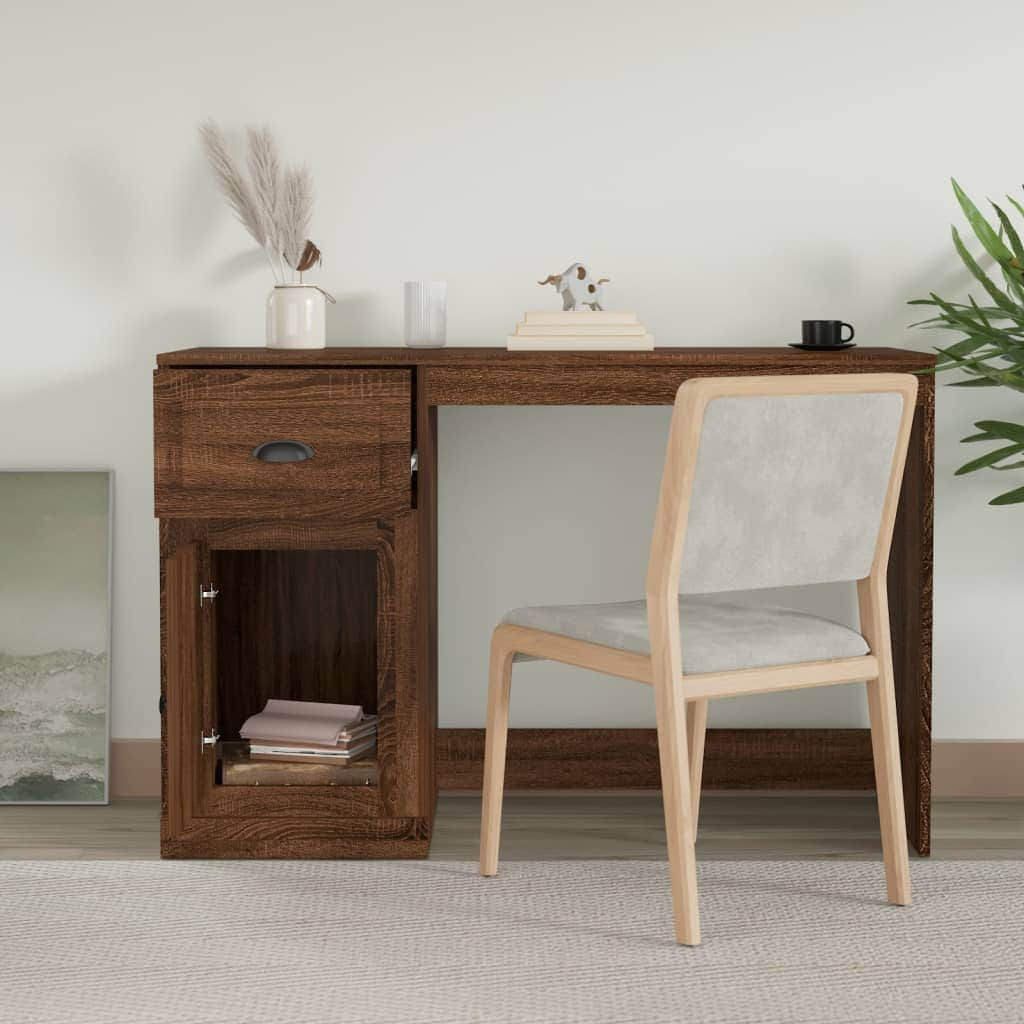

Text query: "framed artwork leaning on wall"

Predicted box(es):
[0, 471, 113, 804]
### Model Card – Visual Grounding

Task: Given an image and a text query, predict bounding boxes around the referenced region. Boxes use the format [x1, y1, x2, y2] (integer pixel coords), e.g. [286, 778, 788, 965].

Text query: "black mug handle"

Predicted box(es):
[840, 322, 855, 342]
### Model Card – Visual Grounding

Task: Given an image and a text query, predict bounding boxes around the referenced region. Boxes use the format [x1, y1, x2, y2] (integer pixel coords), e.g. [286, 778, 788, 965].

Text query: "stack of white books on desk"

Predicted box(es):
[507, 311, 654, 351]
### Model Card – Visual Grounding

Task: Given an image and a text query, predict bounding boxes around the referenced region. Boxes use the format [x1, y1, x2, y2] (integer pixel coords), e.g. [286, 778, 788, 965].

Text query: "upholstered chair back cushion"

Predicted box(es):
[678, 391, 905, 594]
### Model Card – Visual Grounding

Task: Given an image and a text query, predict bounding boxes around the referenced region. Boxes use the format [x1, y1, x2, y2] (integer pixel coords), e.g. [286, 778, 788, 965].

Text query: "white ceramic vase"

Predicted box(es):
[266, 285, 334, 349]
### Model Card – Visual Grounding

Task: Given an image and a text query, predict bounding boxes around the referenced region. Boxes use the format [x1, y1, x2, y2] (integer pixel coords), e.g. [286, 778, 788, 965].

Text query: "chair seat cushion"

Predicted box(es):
[500, 596, 868, 674]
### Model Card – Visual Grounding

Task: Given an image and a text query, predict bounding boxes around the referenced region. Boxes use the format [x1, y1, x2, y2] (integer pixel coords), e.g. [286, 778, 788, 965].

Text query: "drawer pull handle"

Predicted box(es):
[252, 440, 315, 463]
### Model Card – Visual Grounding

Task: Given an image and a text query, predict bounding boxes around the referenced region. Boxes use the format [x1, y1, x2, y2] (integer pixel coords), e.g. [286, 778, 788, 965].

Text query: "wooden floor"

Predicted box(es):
[0, 794, 1021, 860]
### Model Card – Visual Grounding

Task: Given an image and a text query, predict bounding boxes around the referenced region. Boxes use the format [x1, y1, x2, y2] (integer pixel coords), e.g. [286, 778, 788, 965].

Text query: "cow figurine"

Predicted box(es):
[538, 263, 611, 311]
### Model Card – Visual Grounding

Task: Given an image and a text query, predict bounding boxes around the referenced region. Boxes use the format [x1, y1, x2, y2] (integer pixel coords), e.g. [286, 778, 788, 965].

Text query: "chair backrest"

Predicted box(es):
[647, 374, 918, 598]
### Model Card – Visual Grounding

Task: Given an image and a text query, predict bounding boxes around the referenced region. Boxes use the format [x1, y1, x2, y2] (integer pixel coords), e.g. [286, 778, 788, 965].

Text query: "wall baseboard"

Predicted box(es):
[110, 739, 162, 798]
[110, 732, 1024, 799]
[930, 740, 1024, 798]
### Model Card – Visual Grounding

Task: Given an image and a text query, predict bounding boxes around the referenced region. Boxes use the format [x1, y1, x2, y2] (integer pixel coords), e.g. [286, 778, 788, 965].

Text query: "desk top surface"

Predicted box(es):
[157, 346, 934, 369]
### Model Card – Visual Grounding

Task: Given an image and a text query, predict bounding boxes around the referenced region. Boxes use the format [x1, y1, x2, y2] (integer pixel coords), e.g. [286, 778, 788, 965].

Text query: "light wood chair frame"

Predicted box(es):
[479, 373, 918, 945]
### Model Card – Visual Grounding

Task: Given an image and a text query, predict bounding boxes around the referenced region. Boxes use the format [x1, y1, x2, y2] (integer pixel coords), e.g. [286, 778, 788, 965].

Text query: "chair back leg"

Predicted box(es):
[480, 629, 515, 877]
[687, 698, 709, 834]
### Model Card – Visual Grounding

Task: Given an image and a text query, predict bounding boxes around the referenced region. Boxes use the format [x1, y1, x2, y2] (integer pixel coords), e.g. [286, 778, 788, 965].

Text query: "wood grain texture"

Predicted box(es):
[164, 545, 200, 839]
[156, 346, 934, 370]
[161, 815, 431, 859]
[211, 548, 378, 739]
[161, 518, 378, 554]
[158, 528, 169, 830]
[378, 513, 423, 818]
[154, 368, 412, 518]
[374, 519, 399, 814]
[163, 836, 430, 859]
[424, 349, 935, 405]
[414, 372, 440, 827]
[438, 728, 877, 790]
[199, 782, 381, 819]
[888, 377, 934, 855]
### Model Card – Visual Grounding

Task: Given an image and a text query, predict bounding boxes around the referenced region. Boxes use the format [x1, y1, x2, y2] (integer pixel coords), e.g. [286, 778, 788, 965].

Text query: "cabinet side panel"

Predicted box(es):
[377, 515, 421, 817]
[163, 543, 200, 839]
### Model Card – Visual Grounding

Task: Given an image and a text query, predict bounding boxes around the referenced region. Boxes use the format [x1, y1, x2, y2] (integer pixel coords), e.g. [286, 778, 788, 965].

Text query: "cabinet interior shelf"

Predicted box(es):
[218, 741, 379, 788]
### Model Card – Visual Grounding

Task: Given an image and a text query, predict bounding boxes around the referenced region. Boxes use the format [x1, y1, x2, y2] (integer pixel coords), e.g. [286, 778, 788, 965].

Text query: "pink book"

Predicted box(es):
[239, 699, 368, 745]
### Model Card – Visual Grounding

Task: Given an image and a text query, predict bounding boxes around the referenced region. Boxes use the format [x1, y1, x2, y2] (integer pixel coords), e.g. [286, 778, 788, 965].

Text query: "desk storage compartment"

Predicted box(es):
[154, 368, 412, 518]
[212, 548, 379, 789]
[161, 515, 431, 859]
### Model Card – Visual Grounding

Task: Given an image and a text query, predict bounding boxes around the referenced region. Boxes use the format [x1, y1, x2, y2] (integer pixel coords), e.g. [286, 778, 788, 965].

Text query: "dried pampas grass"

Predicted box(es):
[199, 119, 321, 284]
[198, 121, 267, 248]
[281, 165, 314, 272]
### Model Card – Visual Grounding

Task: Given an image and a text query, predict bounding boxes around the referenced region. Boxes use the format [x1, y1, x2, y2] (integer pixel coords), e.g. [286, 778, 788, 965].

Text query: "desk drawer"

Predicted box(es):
[154, 368, 412, 518]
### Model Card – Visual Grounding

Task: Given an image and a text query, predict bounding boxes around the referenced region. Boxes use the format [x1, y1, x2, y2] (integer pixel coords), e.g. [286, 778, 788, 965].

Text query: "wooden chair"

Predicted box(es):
[479, 373, 917, 945]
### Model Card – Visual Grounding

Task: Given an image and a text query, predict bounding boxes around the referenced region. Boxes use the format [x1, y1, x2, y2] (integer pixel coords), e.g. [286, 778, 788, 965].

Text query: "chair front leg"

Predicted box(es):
[654, 673, 701, 945]
[647, 592, 702, 946]
[858, 577, 911, 906]
[867, 673, 912, 905]
[686, 698, 709, 835]
[480, 628, 516, 877]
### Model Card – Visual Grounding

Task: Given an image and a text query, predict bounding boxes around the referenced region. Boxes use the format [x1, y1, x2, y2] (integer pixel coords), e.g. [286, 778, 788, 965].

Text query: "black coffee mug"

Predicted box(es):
[802, 320, 855, 346]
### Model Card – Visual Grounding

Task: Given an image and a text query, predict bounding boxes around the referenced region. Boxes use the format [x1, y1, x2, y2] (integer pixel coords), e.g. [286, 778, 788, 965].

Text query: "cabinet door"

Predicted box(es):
[164, 541, 218, 837]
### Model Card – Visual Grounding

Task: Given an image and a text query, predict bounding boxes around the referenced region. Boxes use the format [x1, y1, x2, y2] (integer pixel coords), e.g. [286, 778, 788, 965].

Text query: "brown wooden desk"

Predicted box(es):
[155, 346, 934, 857]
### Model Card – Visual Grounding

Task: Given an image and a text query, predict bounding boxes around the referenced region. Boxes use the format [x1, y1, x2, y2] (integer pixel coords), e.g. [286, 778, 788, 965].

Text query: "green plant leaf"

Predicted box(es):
[956, 442, 1024, 474]
[913, 181, 1024, 511]
[994, 203, 1024, 290]
[951, 227, 1017, 312]
[926, 292, 1009, 336]
[1007, 193, 1024, 223]
[936, 335, 992, 358]
[968, 294, 994, 330]
[953, 178, 1014, 263]
[974, 419, 1024, 444]
[934, 341, 1009, 372]
[990, 484, 1024, 505]
[933, 347, 1024, 391]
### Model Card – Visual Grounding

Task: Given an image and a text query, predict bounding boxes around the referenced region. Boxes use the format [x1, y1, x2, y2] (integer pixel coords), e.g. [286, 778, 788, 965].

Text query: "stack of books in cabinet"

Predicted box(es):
[241, 699, 377, 764]
[222, 699, 378, 788]
[507, 311, 654, 351]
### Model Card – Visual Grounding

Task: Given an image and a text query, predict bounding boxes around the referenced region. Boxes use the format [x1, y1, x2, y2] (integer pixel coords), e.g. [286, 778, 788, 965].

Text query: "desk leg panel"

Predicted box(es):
[887, 382, 934, 856]
[415, 380, 439, 821]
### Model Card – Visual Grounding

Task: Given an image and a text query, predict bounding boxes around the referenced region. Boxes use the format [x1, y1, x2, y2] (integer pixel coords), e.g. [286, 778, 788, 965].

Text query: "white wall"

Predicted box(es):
[2, 0, 1021, 740]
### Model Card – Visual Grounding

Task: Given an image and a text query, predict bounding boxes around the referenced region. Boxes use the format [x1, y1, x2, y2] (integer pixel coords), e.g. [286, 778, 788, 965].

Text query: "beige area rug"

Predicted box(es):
[0, 860, 1021, 1024]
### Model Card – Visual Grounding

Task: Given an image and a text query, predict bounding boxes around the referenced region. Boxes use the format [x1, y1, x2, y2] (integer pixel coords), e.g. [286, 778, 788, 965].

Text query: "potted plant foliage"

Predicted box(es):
[911, 180, 1024, 505]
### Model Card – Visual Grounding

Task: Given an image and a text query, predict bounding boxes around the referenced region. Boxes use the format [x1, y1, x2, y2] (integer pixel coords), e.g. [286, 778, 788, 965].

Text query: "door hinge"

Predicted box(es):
[199, 583, 219, 605]
[158, 695, 166, 715]
[201, 730, 220, 752]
